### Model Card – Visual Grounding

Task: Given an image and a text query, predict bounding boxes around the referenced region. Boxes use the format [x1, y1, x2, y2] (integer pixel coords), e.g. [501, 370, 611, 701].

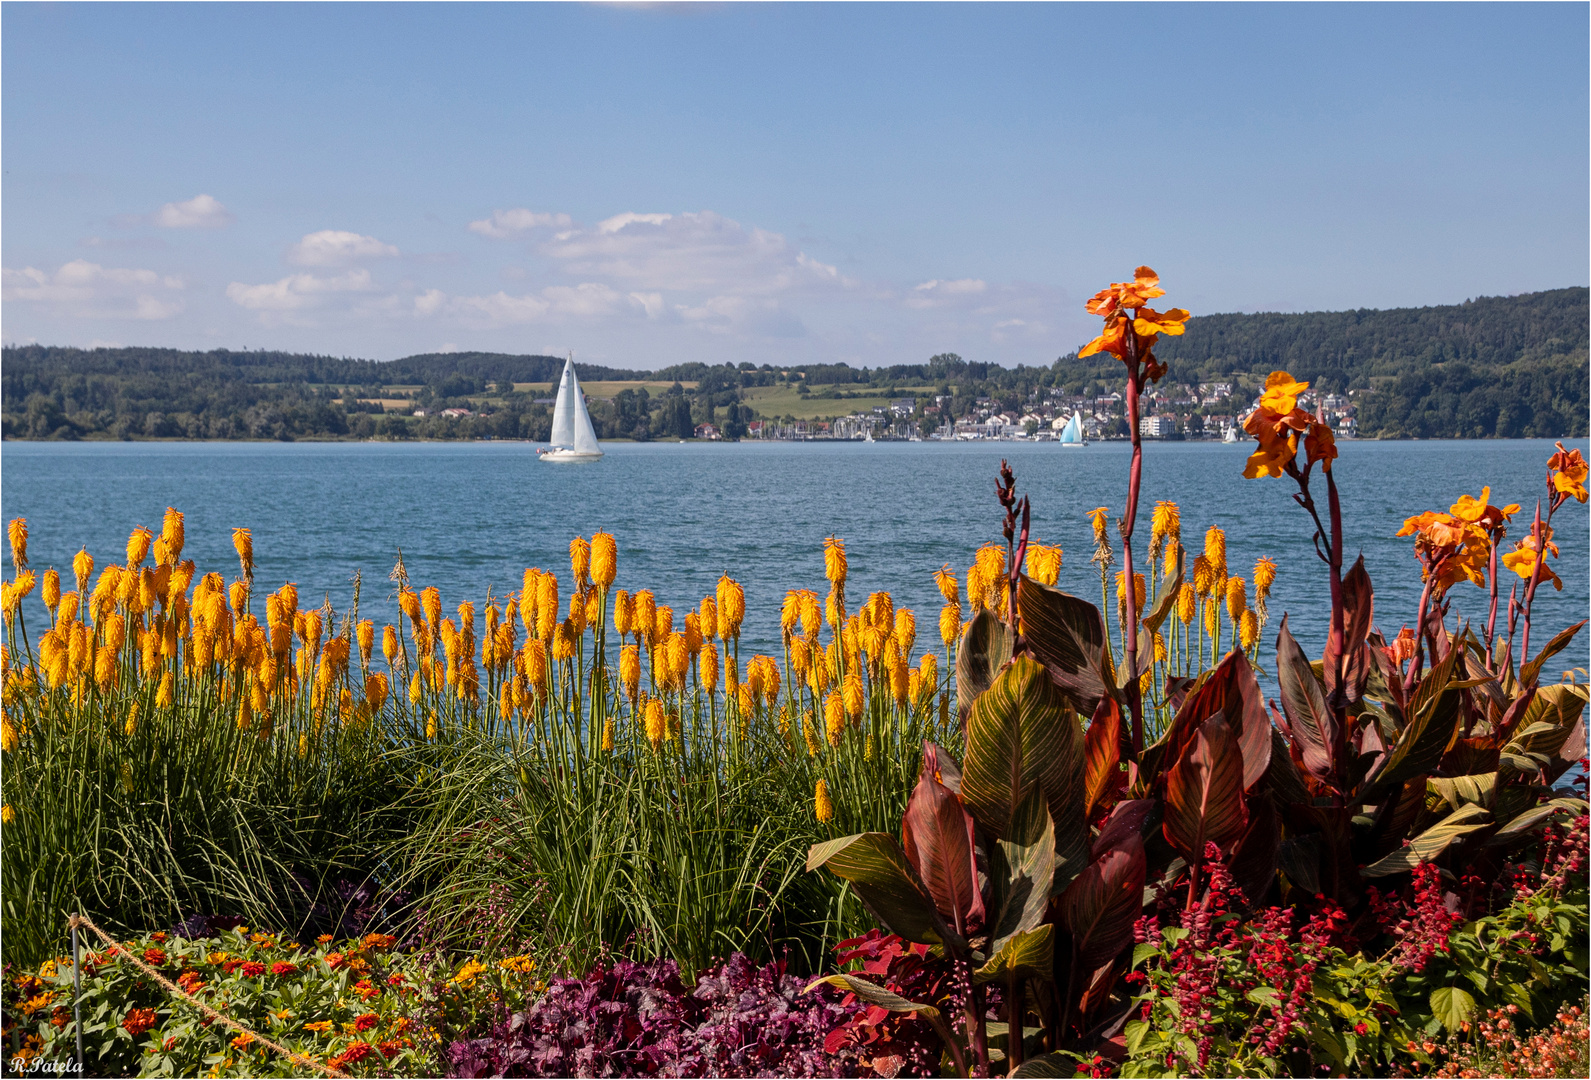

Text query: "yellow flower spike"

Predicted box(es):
[632, 589, 655, 645]
[736, 684, 755, 718]
[1226, 577, 1247, 624]
[699, 641, 719, 695]
[123, 702, 139, 738]
[72, 548, 94, 593]
[965, 564, 986, 613]
[842, 673, 864, 721]
[613, 589, 633, 637]
[536, 575, 559, 641]
[920, 650, 938, 690]
[1161, 538, 1181, 582]
[1025, 544, 1063, 587]
[237, 695, 252, 732]
[6, 518, 27, 571]
[382, 625, 399, 665]
[161, 508, 185, 564]
[654, 604, 673, 644]
[1150, 501, 1181, 552]
[424, 714, 437, 741]
[1177, 583, 1196, 626]
[823, 690, 845, 746]
[894, 609, 917, 660]
[231, 528, 254, 580]
[590, 532, 617, 589]
[156, 670, 175, 708]
[126, 527, 153, 571]
[823, 537, 848, 592]
[1204, 525, 1227, 579]
[1191, 554, 1214, 597]
[934, 564, 959, 605]
[584, 591, 602, 632]
[798, 590, 821, 640]
[41, 569, 60, 613]
[643, 698, 666, 747]
[356, 621, 375, 665]
[569, 536, 591, 587]
[1203, 596, 1218, 637]
[698, 596, 717, 641]
[814, 778, 834, 824]
[939, 602, 961, 646]
[780, 591, 802, 643]
[1, 716, 18, 753]
[1088, 507, 1110, 548]
[825, 589, 844, 633]
[619, 644, 640, 702]
[408, 671, 423, 705]
[601, 717, 615, 752]
[1240, 610, 1260, 650]
[790, 637, 811, 678]
[1253, 557, 1277, 600]
[716, 576, 745, 640]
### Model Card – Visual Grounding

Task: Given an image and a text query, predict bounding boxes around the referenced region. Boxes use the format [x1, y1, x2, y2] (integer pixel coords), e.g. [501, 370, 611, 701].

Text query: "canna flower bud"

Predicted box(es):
[42, 568, 60, 612]
[590, 532, 617, 589]
[814, 778, 834, 824]
[126, 528, 153, 570]
[73, 547, 94, 593]
[6, 518, 27, 571]
[939, 602, 961, 646]
[569, 536, 591, 586]
[823, 537, 847, 591]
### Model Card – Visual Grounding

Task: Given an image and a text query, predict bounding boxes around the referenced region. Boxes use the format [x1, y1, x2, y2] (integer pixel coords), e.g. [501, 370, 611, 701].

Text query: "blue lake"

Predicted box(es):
[2, 438, 1586, 674]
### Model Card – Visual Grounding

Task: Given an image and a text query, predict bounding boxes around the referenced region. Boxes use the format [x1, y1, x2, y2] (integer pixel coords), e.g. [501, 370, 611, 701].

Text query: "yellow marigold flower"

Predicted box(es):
[1026, 544, 1063, 587]
[41, 568, 60, 612]
[590, 532, 617, 588]
[814, 778, 834, 824]
[1226, 576, 1247, 623]
[72, 547, 94, 593]
[934, 564, 959, 604]
[6, 518, 26, 571]
[618, 643, 641, 702]
[643, 698, 666, 746]
[1, 717, 18, 753]
[1150, 501, 1181, 551]
[823, 536, 848, 590]
[939, 602, 961, 646]
[569, 536, 591, 586]
[1088, 507, 1110, 547]
[1253, 557, 1277, 600]
[1177, 583, 1196, 626]
[1, 805, 13, 825]
[156, 670, 175, 708]
[1239, 610, 1260, 650]
[824, 690, 845, 746]
[842, 672, 864, 720]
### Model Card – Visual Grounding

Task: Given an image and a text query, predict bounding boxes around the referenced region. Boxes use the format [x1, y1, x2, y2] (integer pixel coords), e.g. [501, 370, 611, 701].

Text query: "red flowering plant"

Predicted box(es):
[10, 924, 438, 1077]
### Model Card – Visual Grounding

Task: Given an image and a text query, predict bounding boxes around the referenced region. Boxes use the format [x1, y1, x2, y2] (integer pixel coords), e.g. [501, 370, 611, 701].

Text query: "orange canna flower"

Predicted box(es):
[1548, 441, 1588, 504]
[1079, 267, 1184, 381]
[1501, 527, 1563, 591]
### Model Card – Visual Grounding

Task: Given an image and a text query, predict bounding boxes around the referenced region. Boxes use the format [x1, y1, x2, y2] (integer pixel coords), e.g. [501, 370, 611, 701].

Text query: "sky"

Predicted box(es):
[2, 1, 1587, 370]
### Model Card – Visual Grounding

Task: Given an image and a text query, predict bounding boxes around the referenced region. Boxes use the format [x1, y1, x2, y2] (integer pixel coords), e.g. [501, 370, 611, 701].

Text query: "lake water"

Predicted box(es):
[2, 438, 1586, 675]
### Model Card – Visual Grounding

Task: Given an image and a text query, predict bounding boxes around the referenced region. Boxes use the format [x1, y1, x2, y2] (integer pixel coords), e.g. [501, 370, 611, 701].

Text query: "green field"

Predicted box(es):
[738, 383, 935, 420]
[514, 379, 696, 397]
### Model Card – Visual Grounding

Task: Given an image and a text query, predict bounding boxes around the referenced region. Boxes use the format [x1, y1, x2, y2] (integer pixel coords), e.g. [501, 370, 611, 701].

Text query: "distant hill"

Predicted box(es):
[2, 287, 1584, 440]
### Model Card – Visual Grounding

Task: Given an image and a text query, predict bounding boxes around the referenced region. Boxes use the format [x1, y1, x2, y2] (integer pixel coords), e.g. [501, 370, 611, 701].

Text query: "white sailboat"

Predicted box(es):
[537, 355, 604, 462]
[1058, 410, 1088, 447]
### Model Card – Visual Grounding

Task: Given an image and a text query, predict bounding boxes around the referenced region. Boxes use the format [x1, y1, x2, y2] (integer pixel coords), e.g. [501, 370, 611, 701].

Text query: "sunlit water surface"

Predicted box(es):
[3, 439, 1586, 681]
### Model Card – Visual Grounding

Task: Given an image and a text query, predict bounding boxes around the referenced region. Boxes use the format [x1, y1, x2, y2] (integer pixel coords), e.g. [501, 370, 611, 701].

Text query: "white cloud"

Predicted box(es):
[436, 282, 656, 327]
[226, 269, 375, 311]
[288, 230, 400, 266]
[468, 208, 575, 238]
[541, 210, 851, 295]
[905, 278, 988, 309]
[676, 295, 807, 338]
[1, 259, 185, 319]
[154, 194, 234, 229]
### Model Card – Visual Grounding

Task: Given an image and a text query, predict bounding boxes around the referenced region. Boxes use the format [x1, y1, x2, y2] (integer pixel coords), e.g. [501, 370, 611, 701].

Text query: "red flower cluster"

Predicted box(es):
[239, 961, 265, 978]
[122, 1006, 158, 1036]
[328, 1041, 373, 1070]
[354, 1012, 380, 1032]
[1366, 862, 1462, 973]
[142, 946, 167, 966]
[268, 961, 297, 977]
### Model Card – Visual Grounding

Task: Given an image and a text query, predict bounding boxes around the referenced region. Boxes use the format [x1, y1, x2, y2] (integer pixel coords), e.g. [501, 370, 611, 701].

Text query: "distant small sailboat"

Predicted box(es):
[538, 355, 604, 462]
[1058, 410, 1088, 447]
[1222, 425, 1240, 444]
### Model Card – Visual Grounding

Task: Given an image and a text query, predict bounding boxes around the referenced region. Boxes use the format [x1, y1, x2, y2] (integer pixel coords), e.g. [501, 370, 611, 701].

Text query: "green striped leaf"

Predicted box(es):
[956, 607, 1013, 724]
[1016, 577, 1112, 719]
[1360, 803, 1491, 877]
[973, 923, 1055, 984]
[806, 832, 947, 945]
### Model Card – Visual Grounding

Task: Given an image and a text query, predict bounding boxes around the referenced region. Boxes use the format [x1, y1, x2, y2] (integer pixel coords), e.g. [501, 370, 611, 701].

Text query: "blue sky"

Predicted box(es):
[3, 2, 1586, 369]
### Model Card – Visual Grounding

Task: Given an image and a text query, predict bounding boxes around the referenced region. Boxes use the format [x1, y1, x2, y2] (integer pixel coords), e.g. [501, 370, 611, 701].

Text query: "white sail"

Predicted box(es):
[1060, 411, 1085, 444]
[549, 357, 578, 448]
[568, 365, 602, 455]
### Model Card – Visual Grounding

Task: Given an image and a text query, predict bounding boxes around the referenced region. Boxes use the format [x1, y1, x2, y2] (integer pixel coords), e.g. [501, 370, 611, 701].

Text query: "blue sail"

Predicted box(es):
[1059, 411, 1084, 444]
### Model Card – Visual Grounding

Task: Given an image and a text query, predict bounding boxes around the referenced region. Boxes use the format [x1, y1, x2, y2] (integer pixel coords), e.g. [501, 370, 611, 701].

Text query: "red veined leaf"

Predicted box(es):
[1083, 695, 1122, 818]
[1016, 577, 1113, 720]
[1323, 556, 1374, 706]
[1141, 650, 1270, 792]
[902, 773, 985, 937]
[1091, 798, 1157, 860]
[1276, 615, 1336, 783]
[1163, 714, 1249, 862]
[1058, 832, 1147, 970]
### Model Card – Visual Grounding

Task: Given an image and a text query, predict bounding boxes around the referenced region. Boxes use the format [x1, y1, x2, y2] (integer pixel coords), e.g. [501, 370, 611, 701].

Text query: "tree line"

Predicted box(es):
[2, 287, 1583, 440]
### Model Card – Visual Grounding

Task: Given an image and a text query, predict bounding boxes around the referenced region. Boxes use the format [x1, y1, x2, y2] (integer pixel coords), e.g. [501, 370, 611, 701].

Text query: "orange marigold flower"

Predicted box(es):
[316, 934, 334, 945]
[354, 1012, 380, 1032]
[143, 947, 167, 966]
[324, 952, 347, 969]
[360, 932, 396, 950]
[231, 1032, 255, 1050]
[123, 1007, 159, 1036]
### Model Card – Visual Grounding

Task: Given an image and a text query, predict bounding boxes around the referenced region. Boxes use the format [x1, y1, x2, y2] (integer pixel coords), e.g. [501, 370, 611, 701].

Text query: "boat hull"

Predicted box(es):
[538, 449, 604, 462]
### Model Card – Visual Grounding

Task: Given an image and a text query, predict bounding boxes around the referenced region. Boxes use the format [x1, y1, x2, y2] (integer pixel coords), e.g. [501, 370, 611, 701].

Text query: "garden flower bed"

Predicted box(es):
[3, 268, 1587, 1077]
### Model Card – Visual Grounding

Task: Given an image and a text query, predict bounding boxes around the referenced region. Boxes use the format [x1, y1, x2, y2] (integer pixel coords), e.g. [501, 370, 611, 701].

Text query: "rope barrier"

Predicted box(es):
[66, 914, 351, 1079]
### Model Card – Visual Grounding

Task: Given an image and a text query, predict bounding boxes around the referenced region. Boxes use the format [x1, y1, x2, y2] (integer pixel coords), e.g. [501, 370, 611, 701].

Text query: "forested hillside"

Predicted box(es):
[3, 288, 1584, 440]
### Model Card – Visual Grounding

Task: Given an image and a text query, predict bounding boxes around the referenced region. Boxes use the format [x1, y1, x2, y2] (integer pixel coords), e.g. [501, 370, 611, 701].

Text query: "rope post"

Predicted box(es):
[70, 914, 86, 1073]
